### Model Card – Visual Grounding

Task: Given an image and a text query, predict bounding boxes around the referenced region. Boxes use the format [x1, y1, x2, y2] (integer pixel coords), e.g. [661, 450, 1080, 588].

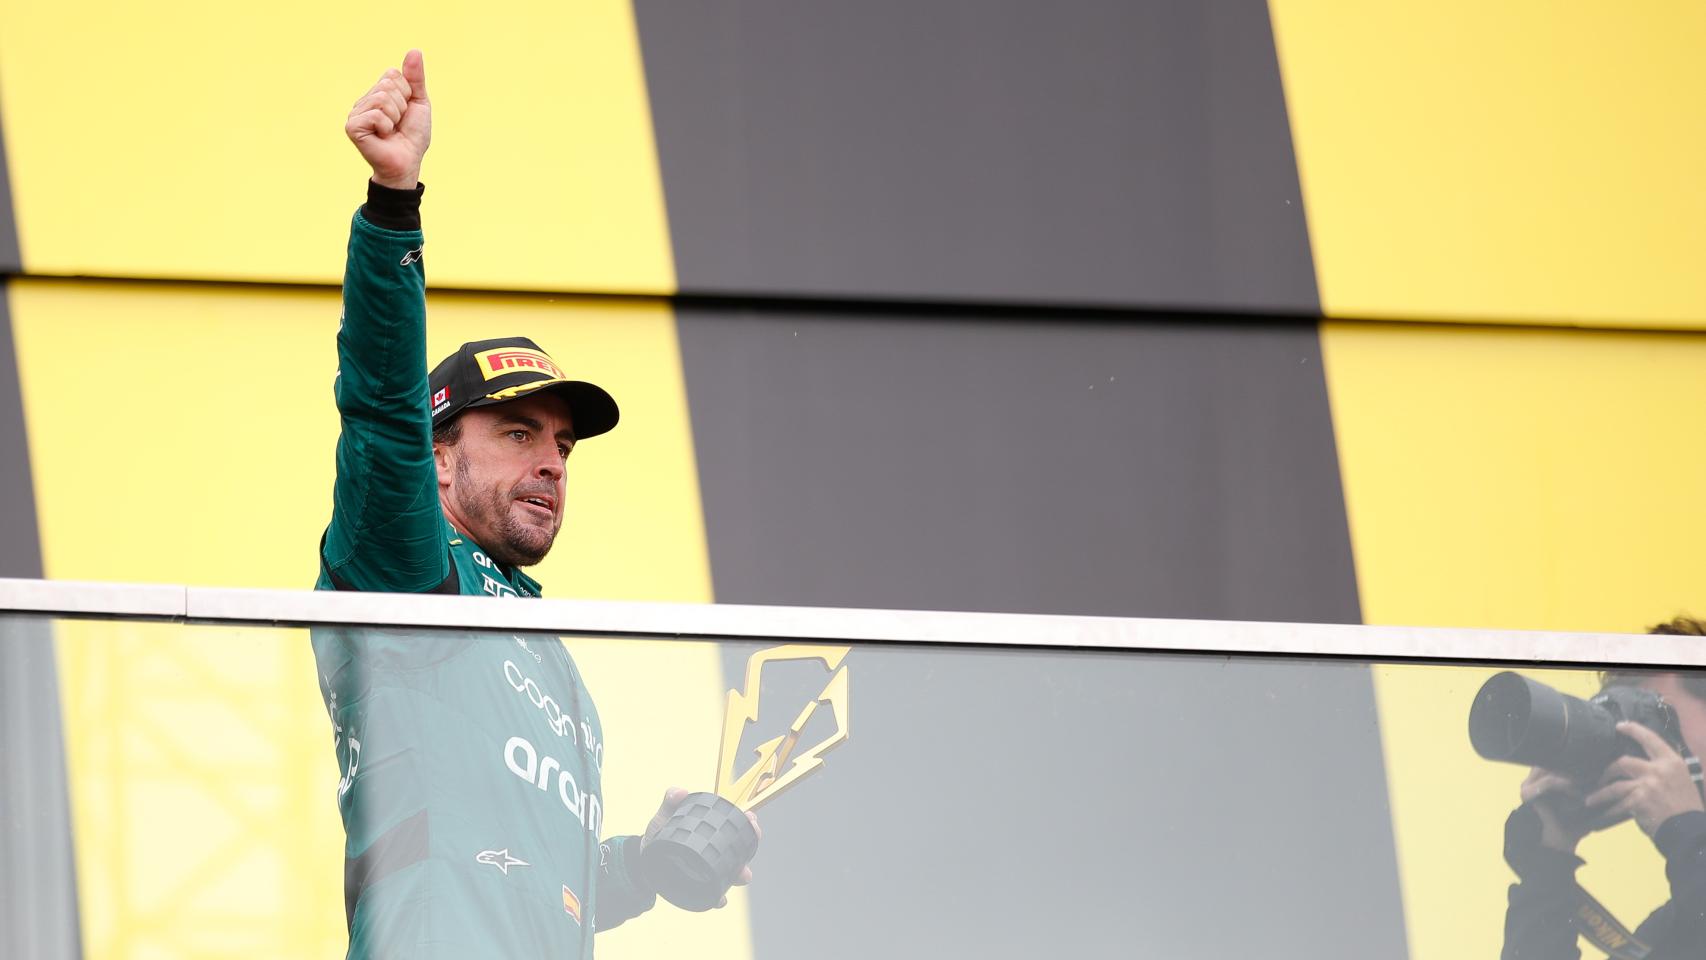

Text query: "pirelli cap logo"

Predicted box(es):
[475, 347, 566, 382]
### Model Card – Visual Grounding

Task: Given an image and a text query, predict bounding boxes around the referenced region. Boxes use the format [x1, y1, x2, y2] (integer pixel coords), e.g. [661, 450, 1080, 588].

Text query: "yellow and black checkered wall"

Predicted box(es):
[3, 2, 1705, 958]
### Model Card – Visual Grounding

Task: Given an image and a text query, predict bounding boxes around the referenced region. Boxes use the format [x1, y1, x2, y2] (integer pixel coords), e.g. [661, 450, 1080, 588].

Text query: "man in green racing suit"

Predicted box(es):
[311, 50, 757, 958]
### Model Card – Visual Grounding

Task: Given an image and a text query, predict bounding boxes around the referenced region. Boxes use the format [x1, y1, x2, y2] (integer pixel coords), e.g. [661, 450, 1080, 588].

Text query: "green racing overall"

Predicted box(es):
[312, 189, 655, 958]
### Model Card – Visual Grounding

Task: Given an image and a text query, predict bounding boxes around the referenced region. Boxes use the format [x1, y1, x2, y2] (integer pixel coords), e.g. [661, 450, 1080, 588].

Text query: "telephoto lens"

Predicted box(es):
[1468, 671, 1686, 785]
[1469, 672, 1626, 784]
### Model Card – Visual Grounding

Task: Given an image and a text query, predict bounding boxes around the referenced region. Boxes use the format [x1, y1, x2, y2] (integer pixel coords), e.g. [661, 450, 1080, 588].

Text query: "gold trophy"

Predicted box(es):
[640, 644, 850, 911]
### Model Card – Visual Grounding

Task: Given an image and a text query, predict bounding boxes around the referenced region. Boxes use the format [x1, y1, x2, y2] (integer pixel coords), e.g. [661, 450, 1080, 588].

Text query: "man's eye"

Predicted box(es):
[509, 430, 529, 441]
[558, 444, 572, 459]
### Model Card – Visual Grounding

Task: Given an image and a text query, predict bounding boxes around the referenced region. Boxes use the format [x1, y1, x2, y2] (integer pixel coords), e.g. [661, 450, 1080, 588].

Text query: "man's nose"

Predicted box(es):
[532, 448, 563, 480]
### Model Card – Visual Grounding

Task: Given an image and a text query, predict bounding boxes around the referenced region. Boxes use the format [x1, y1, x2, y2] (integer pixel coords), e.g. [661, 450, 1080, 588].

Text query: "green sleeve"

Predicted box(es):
[594, 835, 658, 932]
[319, 210, 449, 592]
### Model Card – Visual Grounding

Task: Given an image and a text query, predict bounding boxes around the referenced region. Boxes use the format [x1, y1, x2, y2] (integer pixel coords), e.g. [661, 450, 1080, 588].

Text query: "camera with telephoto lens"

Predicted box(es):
[1468, 671, 1688, 827]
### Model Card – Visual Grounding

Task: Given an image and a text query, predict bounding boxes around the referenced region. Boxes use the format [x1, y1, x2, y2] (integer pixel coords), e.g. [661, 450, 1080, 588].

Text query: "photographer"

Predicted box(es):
[1501, 618, 1706, 959]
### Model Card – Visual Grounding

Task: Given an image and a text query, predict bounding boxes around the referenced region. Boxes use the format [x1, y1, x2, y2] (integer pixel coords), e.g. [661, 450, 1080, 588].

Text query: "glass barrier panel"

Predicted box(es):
[2, 612, 1700, 959]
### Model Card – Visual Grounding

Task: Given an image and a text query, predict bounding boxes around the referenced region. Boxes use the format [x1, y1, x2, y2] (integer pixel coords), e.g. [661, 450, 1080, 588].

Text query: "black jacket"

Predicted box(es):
[1502, 805, 1706, 959]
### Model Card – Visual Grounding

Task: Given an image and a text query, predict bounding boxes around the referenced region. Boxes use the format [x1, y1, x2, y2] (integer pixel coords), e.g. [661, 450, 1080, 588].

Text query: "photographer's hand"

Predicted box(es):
[1584, 721, 1706, 837]
[1520, 767, 1591, 852]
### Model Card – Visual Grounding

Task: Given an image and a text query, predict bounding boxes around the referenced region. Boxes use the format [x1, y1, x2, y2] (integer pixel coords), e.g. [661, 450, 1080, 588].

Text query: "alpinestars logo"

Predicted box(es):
[476, 849, 530, 875]
[400, 246, 424, 266]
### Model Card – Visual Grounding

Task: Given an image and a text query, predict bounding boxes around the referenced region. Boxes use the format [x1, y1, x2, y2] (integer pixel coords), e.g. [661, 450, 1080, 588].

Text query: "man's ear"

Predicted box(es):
[433, 441, 455, 490]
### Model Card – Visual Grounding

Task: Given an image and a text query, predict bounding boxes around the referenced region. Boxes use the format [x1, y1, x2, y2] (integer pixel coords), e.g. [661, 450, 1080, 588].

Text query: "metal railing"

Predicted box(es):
[7, 575, 1704, 960]
[1, 576, 1699, 668]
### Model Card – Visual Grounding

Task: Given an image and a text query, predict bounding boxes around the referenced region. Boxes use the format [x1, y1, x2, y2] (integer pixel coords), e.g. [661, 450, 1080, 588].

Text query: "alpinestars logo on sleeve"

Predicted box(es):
[476, 849, 530, 875]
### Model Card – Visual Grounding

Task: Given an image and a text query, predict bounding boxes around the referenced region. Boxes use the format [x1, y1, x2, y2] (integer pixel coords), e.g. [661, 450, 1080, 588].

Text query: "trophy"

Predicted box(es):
[640, 644, 850, 911]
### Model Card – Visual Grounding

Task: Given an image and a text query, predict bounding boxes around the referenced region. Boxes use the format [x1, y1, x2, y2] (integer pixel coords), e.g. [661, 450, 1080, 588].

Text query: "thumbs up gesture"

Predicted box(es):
[346, 49, 432, 190]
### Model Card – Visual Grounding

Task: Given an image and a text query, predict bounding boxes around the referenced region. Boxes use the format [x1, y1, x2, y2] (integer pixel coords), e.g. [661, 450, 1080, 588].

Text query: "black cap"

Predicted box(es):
[428, 337, 619, 440]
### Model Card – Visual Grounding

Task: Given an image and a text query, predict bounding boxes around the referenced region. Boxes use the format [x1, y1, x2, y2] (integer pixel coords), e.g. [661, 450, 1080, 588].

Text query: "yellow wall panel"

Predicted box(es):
[0, 1, 673, 294]
[10, 279, 343, 585]
[569, 637, 756, 958]
[1270, 3, 1706, 328]
[1321, 320, 1706, 957]
[8, 279, 710, 599]
[1321, 322, 1706, 631]
[51, 619, 346, 960]
[10, 277, 736, 958]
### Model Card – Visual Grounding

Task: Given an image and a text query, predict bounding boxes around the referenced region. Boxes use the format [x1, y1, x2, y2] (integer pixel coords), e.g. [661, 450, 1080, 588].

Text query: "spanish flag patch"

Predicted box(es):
[562, 884, 582, 925]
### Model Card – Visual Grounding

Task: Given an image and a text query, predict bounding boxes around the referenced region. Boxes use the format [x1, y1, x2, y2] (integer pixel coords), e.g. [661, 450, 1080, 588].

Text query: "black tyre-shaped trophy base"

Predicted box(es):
[640, 791, 760, 912]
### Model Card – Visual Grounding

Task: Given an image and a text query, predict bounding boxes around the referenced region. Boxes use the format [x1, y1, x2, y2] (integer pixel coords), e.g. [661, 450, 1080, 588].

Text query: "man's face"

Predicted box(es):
[434, 392, 575, 568]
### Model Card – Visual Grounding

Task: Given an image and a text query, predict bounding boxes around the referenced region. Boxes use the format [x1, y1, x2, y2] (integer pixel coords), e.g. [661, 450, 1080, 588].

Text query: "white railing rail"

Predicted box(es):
[0, 576, 1701, 669]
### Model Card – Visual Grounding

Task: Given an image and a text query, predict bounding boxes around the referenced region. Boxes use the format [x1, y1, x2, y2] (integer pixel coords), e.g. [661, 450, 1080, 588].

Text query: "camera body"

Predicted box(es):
[1590, 685, 1688, 771]
[1469, 671, 1689, 786]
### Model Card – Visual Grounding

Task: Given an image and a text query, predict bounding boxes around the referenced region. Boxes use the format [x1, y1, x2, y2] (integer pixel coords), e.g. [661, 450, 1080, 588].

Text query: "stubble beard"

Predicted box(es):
[454, 456, 558, 569]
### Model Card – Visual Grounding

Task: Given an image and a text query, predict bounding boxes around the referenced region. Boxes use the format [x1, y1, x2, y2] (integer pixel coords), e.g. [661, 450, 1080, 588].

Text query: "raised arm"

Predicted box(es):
[319, 51, 448, 592]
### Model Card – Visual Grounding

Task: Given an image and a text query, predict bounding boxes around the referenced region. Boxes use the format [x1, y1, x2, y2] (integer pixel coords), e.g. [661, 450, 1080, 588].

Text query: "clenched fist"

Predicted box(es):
[346, 50, 432, 190]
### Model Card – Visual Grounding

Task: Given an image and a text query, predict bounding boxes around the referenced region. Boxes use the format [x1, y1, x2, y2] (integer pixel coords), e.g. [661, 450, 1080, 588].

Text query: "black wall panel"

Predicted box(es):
[684, 302, 1385, 956]
[0, 119, 18, 274]
[679, 305, 1359, 623]
[0, 286, 78, 958]
[0, 288, 39, 576]
[636, 0, 1318, 313]
[715, 644, 1409, 959]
